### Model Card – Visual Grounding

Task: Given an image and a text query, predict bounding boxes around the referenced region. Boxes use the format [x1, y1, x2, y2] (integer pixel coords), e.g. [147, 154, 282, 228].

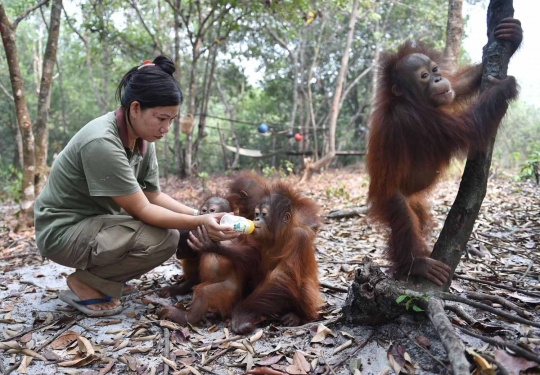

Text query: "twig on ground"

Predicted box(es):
[466, 291, 534, 319]
[75, 321, 96, 333]
[197, 364, 222, 375]
[476, 232, 537, 255]
[454, 274, 540, 298]
[329, 330, 376, 369]
[202, 347, 233, 365]
[482, 263, 502, 280]
[515, 261, 534, 286]
[325, 206, 368, 219]
[207, 335, 242, 347]
[275, 317, 339, 331]
[444, 303, 477, 325]
[1, 319, 56, 342]
[496, 269, 540, 278]
[5, 315, 81, 375]
[320, 282, 348, 293]
[456, 326, 540, 364]
[482, 353, 509, 375]
[439, 292, 540, 328]
[426, 297, 469, 375]
[163, 327, 170, 375]
[399, 327, 448, 371]
[320, 350, 338, 375]
[325, 261, 364, 264]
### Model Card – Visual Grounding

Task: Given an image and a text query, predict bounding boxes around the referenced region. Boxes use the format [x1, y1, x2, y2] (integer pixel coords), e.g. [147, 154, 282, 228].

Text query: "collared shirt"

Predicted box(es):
[34, 110, 160, 257]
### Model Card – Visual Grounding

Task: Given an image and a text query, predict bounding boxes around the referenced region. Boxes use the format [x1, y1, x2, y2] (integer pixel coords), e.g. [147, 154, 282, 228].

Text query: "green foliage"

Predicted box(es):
[198, 171, 209, 190]
[325, 182, 350, 200]
[7, 0, 534, 183]
[495, 101, 540, 171]
[0, 160, 22, 202]
[396, 294, 429, 313]
[515, 141, 540, 183]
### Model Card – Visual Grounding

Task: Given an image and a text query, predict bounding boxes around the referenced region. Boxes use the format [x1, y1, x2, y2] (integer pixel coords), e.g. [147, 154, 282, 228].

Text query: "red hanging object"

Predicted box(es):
[294, 133, 303, 142]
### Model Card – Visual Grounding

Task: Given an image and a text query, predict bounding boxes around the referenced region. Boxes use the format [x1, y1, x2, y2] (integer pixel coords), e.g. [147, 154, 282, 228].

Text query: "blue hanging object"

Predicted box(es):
[258, 123, 268, 133]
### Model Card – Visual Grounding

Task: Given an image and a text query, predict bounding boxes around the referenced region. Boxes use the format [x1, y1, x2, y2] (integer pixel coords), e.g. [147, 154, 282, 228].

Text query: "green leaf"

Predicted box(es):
[349, 358, 362, 373]
[405, 299, 413, 310]
[412, 305, 424, 312]
[396, 295, 409, 304]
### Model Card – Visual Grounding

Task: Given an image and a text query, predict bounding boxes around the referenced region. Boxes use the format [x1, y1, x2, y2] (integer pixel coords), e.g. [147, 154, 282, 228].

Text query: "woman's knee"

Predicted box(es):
[162, 228, 180, 256]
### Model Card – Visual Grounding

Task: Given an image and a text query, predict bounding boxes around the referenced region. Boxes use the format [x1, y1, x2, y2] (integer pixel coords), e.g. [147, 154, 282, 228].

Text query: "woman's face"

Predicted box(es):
[129, 102, 180, 142]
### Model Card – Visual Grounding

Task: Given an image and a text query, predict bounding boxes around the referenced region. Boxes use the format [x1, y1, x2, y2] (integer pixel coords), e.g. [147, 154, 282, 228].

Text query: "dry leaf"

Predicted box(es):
[16, 355, 33, 374]
[310, 324, 334, 343]
[0, 341, 21, 350]
[494, 348, 538, 373]
[128, 346, 152, 354]
[77, 336, 95, 356]
[58, 353, 99, 367]
[332, 339, 352, 355]
[415, 336, 430, 348]
[160, 320, 181, 330]
[284, 364, 306, 374]
[160, 354, 177, 371]
[20, 332, 32, 344]
[257, 355, 284, 366]
[50, 330, 80, 350]
[97, 358, 115, 375]
[292, 351, 310, 372]
[250, 330, 263, 343]
[112, 338, 129, 352]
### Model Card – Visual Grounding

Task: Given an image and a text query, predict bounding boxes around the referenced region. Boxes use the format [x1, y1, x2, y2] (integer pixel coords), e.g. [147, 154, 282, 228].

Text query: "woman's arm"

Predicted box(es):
[112, 190, 237, 241]
[144, 190, 199, 215]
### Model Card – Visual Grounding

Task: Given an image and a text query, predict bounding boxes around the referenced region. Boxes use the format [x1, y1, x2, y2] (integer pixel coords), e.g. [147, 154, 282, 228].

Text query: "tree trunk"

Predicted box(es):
[443, 0, 464, 72]
[216, 122, 231, 170]
[0, 4, 36, 228]
[306, 18, 327, 162]
[96, 0, 110, 112]
[193, 27, 220, 165]
[172, 0, 183, 177]
[55, 59, 67, 134]
[34, 0, 62, 196]
[215, 78, 244, 172]
[62, 4, 107, 113]
[427, 0, 516, 292]
[300, 0, 359, 182]
[183, 44, 200, 178]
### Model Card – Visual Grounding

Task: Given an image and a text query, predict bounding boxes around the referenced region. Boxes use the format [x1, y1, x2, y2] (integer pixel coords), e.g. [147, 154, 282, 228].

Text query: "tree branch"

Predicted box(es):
[265, 25, 295, 65]
[0, 80, 14, 101]
[128, 0, 164, 54]
[13, 0, 50, 29]
[429, 0, 516, 291]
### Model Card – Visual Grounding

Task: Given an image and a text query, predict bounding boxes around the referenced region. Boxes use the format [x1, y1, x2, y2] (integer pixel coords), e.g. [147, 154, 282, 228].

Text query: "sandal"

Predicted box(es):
[59, 290, 123, 317]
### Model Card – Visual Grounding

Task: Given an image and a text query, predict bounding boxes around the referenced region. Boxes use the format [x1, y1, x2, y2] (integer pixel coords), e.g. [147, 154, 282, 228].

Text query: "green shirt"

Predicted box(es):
[34, 110, 160, 257]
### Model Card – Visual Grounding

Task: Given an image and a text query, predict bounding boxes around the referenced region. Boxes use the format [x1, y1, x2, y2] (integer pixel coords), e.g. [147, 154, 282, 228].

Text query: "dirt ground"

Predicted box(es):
[0, 167, 539, 375]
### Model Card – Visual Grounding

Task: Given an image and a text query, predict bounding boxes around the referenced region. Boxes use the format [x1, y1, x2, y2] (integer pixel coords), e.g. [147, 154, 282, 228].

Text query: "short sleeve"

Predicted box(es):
[80, 138, 141, 196]
[141, 143, 160, 192]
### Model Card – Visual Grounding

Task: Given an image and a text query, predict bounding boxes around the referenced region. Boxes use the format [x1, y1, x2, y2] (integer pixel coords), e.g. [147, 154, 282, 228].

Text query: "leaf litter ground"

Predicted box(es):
[0, 167, 539, 374]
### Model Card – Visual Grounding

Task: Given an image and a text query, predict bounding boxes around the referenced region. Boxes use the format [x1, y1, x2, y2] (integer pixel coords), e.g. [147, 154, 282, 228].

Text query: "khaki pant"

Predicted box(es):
[49, 215, 179, 298]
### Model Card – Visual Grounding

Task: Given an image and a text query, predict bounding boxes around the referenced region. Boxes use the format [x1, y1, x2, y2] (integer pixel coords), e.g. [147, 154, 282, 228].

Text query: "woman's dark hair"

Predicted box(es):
[116, 55, 183, 117]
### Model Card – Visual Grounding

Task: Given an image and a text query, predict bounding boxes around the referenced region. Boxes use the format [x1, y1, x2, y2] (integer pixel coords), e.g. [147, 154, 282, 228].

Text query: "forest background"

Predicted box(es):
[0, 0, 539, 206]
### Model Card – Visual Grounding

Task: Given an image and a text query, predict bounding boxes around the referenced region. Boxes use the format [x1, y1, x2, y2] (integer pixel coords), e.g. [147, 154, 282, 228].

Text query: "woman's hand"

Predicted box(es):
[200, 212, 238, 241]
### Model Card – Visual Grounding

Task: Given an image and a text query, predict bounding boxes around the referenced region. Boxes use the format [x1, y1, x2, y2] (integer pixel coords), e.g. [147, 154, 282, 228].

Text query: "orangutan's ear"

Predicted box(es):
[392, 85, 403, 97]
[283, 212, 291, 224]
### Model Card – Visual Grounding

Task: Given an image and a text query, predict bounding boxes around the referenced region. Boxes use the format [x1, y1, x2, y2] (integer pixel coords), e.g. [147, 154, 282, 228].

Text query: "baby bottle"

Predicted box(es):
[220, 214, 255, 234]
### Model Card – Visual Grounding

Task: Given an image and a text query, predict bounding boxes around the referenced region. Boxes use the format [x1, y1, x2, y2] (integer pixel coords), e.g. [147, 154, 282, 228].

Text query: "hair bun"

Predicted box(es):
[152, 55, 176, 75]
